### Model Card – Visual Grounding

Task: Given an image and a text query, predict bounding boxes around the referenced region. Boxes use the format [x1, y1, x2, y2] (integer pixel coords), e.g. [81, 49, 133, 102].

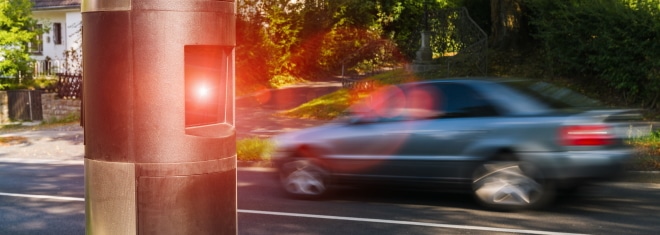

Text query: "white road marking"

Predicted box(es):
[237, 209, 588, 235]
[0, 193, 587, 235]
[0, 192, 84, 201]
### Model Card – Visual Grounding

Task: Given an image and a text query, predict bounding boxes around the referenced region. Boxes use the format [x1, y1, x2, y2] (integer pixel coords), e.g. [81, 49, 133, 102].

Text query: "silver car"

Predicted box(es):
[271, 78, 641, 210]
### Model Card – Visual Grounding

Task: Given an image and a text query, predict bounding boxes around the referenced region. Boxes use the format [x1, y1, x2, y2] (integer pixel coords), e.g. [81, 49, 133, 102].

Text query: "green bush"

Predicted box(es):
[527, 0, 660, 108]
[0, 77, 57, 90]
[627, 129, 660, 171]
[269, 74, 306, 88]
[237, 137, 274, 161]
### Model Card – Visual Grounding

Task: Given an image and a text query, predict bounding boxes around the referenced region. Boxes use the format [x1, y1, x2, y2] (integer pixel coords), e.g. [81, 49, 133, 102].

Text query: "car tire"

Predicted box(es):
[279, 160, 328, 199]
[472, 160, 554, 211]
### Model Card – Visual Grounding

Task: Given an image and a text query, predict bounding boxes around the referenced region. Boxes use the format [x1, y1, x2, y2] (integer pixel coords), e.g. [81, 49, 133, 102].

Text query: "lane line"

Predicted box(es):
[0, 192, 84, 201]
[237, 209, 588, 235]
[0, 193, 586, 235]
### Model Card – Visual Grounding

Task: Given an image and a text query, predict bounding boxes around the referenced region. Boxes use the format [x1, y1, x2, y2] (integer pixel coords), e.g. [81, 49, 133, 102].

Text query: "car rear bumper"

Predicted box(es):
[524, 149, 633, 180]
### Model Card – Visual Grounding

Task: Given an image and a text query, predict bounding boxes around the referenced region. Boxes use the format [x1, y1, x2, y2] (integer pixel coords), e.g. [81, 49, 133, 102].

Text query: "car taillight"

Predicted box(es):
[560, 125, 614, 146]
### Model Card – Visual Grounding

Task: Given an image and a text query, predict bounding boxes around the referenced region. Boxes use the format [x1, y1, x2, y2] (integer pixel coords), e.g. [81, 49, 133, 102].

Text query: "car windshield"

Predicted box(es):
[499, 80, 604, 110]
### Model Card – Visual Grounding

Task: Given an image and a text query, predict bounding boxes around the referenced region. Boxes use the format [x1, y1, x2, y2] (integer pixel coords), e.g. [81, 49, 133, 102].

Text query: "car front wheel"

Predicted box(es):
[472, 161, 554, 210]
[279, 160, 328, 199]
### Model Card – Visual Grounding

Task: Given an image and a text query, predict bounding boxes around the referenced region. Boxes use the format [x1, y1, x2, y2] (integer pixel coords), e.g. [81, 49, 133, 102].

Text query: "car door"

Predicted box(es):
[322, 86, 412, 179]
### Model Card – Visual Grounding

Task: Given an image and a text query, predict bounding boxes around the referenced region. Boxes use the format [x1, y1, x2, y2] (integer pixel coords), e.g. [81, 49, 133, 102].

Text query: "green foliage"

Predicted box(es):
[366, 68, 416, 84]
[1, 76, 57, 90]
[313, 27, 385, 75]
[652, 130, 660, 139]
[627, 129, 660, 171]
[261, 0, 303, 76]
[236, 0, 660, 118]
[237, 137, 275, 161]
[269, 74, 305, 88]
[527, 0, 660, 108]
[235, 12, 270, 96]
[378, 0, 429, 59]
[236, 0, 428, 91]
[236, 0, 305, 94]
[0, 0, 43, 81]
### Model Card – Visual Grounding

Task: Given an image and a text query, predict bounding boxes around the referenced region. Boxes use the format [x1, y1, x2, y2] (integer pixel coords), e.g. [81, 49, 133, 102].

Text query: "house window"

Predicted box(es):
[53, 23, 62, 45]
[30, 24, 43, 55]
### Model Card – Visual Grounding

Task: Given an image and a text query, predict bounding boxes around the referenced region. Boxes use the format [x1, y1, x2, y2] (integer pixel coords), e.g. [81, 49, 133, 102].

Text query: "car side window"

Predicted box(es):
[362, 84, 444, 122]
[436, 83, 499, 118]
[351, 82, 498, 122]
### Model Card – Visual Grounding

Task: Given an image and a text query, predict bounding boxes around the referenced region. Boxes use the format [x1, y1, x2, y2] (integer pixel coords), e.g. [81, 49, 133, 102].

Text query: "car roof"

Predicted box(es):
[403, 77, 526, 85]
[394, 77, 521, 89]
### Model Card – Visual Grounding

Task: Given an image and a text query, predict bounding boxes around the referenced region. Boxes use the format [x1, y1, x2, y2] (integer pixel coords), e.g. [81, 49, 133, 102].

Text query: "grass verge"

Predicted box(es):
[1, 113, 81, 134]
[627, 131, 660, 171]
[281, 89, 354, 120]
[280, 69, 415, 120]
[43, 113, 81, 125]
[237, 137, 275, 161]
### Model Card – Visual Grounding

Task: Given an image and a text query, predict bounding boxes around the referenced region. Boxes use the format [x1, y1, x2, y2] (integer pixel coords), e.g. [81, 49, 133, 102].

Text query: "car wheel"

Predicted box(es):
[279, 160, 328, 199]
[472, 160, 554, 210]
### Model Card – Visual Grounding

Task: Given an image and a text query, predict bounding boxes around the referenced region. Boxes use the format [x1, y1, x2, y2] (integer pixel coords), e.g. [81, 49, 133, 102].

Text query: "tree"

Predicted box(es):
[489, 0, 531, 49]
[0, 0, 43, 83]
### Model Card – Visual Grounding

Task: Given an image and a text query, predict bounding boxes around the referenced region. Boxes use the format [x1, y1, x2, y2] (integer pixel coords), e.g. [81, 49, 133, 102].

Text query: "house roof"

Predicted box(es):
[32, 0, 81, 10]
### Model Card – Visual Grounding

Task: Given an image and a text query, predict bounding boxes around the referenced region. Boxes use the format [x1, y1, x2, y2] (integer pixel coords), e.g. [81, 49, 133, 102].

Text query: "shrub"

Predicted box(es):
[627, 129, 660, 171]
[269, 74, 306, 88]
[237, 137, 274, 161]
[527, 0, 660, 108]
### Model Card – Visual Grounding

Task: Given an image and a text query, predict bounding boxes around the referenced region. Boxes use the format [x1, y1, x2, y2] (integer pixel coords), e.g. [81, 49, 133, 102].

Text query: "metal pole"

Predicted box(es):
[83, 1, 237, 234]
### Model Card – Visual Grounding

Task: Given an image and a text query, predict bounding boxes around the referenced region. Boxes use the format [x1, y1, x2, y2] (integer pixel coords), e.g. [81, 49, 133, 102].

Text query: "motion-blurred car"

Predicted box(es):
[271, 78, 642, 210]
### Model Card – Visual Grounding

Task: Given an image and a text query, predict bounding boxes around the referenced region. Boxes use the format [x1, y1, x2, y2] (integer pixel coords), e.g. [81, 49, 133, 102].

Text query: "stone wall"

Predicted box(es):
[41, 93, 81, 122]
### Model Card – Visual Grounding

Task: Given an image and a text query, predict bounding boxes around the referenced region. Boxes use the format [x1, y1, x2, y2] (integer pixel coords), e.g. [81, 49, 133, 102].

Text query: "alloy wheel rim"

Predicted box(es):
[473, 162, 543, 206]
[283, 166, 325, 195]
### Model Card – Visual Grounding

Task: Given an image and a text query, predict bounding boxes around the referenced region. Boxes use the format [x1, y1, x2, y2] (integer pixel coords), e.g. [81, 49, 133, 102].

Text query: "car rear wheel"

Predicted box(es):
[280, 160, 328, 199]
[472, 160, 554, 210]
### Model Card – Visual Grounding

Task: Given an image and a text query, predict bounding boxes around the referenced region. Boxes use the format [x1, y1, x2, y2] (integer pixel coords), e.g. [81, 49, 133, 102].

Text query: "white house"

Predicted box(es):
[30, 0, 82, 76]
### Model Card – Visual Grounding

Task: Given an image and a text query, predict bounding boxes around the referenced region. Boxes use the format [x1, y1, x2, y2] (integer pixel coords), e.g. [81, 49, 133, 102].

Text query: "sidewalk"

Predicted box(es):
[0, 124, 84, 161]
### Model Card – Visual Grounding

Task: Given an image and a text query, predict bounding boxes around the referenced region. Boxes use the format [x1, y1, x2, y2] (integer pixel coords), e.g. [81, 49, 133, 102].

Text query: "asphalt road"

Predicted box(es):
[1, 161, 659, 235]
[238, 167, 660, 235]
[0, 161, 84, 235]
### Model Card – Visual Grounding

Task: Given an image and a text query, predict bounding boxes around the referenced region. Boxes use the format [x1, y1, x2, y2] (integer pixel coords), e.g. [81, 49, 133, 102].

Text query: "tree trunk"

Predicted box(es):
[490, 0, 531, 49]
